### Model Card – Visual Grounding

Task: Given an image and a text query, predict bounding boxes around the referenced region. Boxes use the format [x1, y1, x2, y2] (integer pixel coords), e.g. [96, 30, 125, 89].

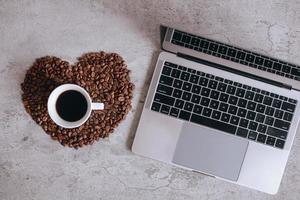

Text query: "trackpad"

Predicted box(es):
[172, 123, 248, 181]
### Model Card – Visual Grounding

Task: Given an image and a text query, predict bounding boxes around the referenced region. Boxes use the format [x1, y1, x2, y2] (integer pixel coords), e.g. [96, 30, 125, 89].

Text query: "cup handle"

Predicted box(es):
[91, 103, 104, 110]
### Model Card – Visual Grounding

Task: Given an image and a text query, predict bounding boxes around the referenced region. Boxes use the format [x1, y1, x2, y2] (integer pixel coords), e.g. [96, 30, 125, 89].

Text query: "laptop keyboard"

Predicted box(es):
[171, 29, 300, 81]
[151, 61, 298, 149]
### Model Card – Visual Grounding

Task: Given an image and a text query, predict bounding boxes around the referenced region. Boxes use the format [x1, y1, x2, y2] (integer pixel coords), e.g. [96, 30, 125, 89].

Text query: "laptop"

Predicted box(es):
[132, 25, 300, 194]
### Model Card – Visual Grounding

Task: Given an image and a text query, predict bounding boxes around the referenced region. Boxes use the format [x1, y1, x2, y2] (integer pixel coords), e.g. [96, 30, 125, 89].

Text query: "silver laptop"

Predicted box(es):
[132, 26, 300, 194]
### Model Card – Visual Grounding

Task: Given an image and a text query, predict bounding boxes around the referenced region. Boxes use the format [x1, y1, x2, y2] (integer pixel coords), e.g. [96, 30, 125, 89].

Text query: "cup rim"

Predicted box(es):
[47, 84, 92, 129]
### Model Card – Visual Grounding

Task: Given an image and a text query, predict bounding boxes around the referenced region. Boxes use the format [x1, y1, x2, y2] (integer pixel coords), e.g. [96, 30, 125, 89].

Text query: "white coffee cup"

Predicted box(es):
[47, 84, 104, 129]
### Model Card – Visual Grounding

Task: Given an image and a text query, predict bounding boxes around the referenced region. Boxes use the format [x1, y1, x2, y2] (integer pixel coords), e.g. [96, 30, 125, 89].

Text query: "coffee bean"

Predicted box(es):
[21, 51, 134, 149]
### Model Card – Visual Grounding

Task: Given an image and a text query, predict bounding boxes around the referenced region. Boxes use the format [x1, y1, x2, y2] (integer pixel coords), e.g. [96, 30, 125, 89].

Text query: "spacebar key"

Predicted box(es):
[191, 114, 237, 134]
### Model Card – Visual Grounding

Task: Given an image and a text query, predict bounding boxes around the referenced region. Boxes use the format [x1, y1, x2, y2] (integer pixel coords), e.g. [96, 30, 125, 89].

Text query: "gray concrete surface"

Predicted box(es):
[1, 0, 300, 199]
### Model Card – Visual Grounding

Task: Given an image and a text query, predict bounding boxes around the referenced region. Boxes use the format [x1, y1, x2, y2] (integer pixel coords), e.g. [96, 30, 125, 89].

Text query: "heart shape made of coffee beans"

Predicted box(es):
[21, 51, 134, 149]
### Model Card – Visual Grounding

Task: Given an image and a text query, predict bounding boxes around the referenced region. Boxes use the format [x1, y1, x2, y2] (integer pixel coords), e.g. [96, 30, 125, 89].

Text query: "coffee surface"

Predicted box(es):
[21, 51, 134, 149]
[56, 90, 88, 122]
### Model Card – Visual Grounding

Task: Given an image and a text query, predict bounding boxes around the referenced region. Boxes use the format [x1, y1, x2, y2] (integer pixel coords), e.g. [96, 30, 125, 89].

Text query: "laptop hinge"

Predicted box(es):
[177, 52, 292, 90]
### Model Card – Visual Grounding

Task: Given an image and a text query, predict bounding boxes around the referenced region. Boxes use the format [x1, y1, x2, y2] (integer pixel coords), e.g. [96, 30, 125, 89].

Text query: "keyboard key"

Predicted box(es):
[159, 75, 173, 86]
[281, 102, 296, 112]
[218, 46, 228, 54]
[238, 99, 247, 108]
[228, 105, 238, 115]
[239, 118, 249, 128]
[256, 104, 266, 113]
[220, 93, 229, 102]
[154, 93, 175, 106]
[215, 76, 224, 82]
[237, 108, 247, 118]
[217, 83, 227, 92]
[171, 69, 181, 78]
[246, 54, 255, 62]
[255, 113, 265, 123]
[221, 113, 230, 122]
[226, 85, 236, 95]
[208, 80, 218, 89]
[191, 94, 201, 104]
[274, 109, 284, 119]
[162, 66, 172, 76]
[219, 103, 228, 112]
[200, 40, 209, 49]
[191, 85, 201, 94]
[174, 99, 184, 109]
[266, 136, 276, 146]
[182, 82, 192, 91]
[212, 110, 222, 120]
[169, 107, 179, 117]
[275, 139, 285, 149]
[257, 134, 267, 143]
[180, 72, 190, 81]
[173, 79, 183, 89]
[210, 90, 220, 100]
[157, 84, 173, 95]
[263, 96, 273, 106]
[255, 57, 264, 65]
[160, 105, 170, 114]
[270, 93, 278, 98]
[267, 127, 288, 139]
[264, 60, 273, 68]
[237, 127, 248, 138]
[282, 65, 291, 73]
[202, 107, 212, 117]
[172, 89, 182, 98]
[258, 124, 267, 133]
[227, 48, 237, 57]
[182, 92, 192, 101]
[288, 98, 297, 104]
[246, 111, 256, 120]
[274, 119, 290, 130]
[283, 112, 293, 122]
[265, 107, 275, 116]
[151, 102, 161, 112]
[193, 105, 203, 115]
[230, 116, 240, 125]
[237, 51, 246, 60]
[179, 110, 191, 120]
[236, 88, 245, 97]
[206, 74, 214, 79]
[200, 97, 210, 107]
[190, 74, 199, 84]
[254, 94, 264, 103]
[199, 77, 209, 86]
[245, 91, 254, 100]
[279, 95, 288, 101]
[172, 32, 182, 41]
[248, 131, 258, 140]
[182, 35, 191, 43]
[249, 121, 258, 130]
[201, 88, 211, 97]
[184, 102, 194, 112]
[228, 96, 238, 105]
[191, 37, 200, 46]
[291, 68, 300, 76]
[191, 114, 237, 135]
[247, 102, 257, 111]
[165, 62, 178, 68]
[273, 63, 282, 71]
[209, 100, 219, 109]
[265, 116, 274, 126]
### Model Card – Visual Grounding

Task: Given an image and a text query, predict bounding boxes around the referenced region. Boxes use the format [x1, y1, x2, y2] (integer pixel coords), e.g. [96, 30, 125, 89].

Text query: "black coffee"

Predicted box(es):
[56, 90, 88, 122]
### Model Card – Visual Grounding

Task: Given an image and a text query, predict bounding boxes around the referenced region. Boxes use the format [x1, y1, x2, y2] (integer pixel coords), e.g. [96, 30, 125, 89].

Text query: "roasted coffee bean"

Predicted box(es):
[21, 51, 134, 149]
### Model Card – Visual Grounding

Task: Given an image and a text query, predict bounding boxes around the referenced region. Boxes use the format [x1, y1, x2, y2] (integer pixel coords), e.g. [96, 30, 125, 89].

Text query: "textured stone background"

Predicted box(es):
[1, 0, 300, 199]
